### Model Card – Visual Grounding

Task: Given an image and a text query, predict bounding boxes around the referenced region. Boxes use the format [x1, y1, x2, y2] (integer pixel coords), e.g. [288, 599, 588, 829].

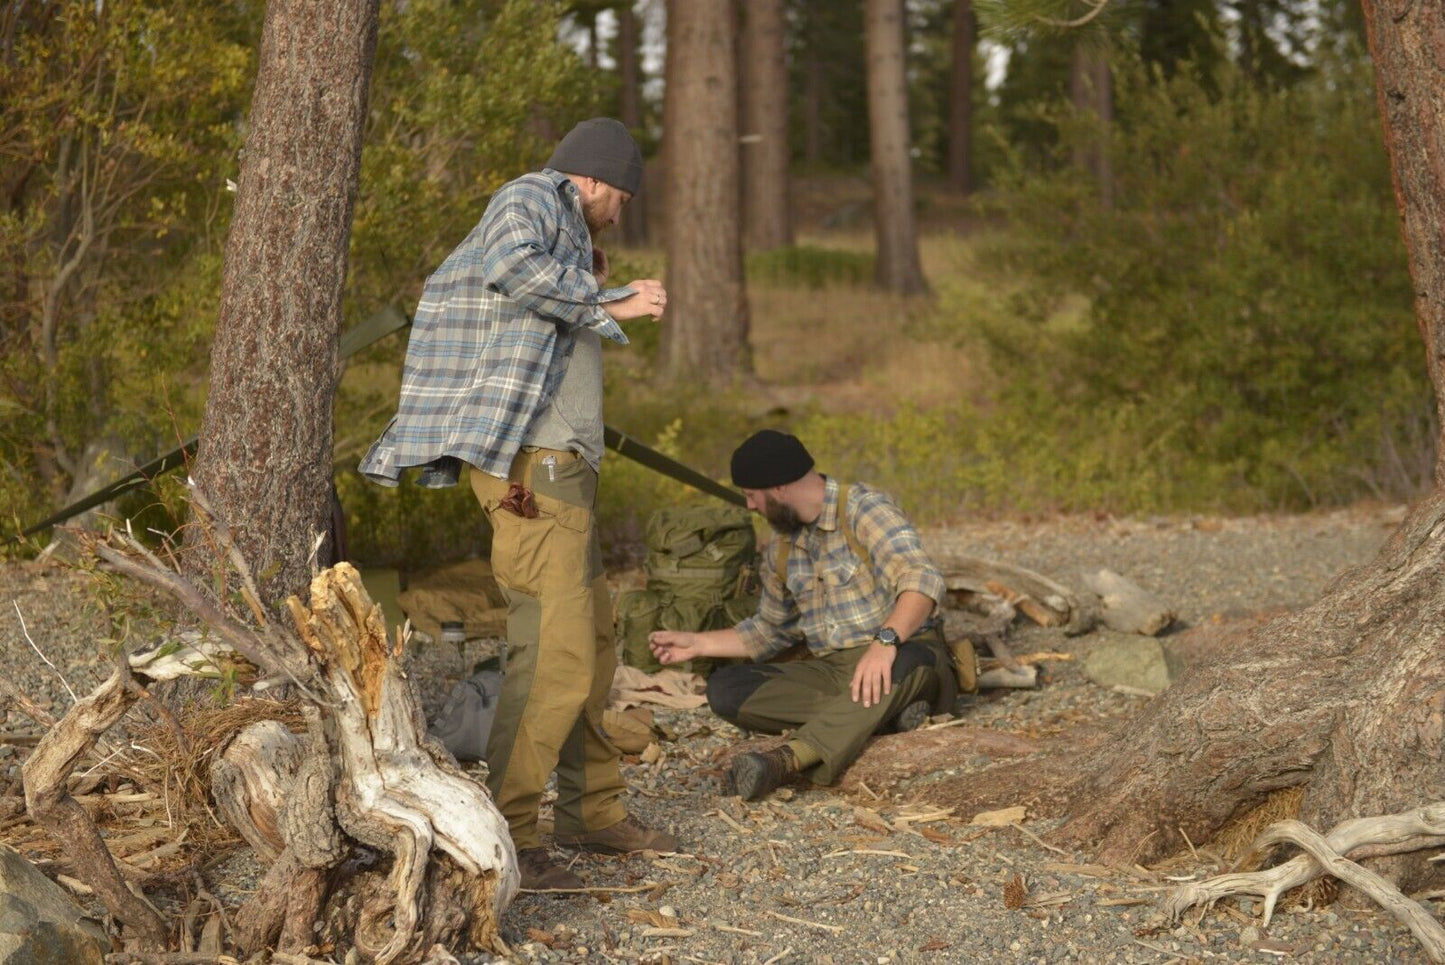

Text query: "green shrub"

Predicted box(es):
[972, 46, 1430, 511]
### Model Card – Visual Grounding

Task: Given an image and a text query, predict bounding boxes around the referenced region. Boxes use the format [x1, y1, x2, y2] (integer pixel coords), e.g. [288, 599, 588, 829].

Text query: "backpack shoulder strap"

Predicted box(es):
[772, 483, 871, 587]
[837, 483, 870, 569]
[773, 534, 792, 587]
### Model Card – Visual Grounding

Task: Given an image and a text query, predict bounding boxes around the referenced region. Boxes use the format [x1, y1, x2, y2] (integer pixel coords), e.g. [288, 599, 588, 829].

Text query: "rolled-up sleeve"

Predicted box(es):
[851, 490, 946, 611]
[733, 540, 804, 660]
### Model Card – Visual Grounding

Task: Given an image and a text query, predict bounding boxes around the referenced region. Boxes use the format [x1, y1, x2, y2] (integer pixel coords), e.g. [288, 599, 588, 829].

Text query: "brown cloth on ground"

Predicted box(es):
[397, 557, 509, 642]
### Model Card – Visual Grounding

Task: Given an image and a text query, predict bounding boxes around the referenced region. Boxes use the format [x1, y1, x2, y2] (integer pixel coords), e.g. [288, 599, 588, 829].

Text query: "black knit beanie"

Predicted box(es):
[730, 430, 815, 489]
[545, 118, 643, 195]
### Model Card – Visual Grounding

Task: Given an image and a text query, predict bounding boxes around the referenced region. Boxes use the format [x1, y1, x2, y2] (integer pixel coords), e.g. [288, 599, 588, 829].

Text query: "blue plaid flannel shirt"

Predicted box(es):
[359, 169, 634, 487]
[735, 479, 948, 660]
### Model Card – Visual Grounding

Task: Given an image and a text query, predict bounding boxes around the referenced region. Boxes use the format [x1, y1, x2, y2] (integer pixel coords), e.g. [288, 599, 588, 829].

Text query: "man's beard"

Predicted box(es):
[762, 494, 802, 534]
[582, 194, 611, 235]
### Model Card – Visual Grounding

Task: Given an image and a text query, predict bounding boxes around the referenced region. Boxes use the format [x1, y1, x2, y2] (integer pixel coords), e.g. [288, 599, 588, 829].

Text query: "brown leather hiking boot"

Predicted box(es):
[517, 847, 583, 891]
[555, 816, 679, 855]
[729, 746, 799, 801]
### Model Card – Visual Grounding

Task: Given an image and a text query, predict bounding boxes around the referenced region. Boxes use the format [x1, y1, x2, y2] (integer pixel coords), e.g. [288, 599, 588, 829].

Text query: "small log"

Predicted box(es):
[1079, 569, 1175, 636]
[978, 666, 1039, 690]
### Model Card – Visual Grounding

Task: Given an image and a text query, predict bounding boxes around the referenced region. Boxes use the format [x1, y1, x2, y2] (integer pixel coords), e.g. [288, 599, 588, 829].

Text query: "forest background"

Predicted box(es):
[0, 0, 1426, 573]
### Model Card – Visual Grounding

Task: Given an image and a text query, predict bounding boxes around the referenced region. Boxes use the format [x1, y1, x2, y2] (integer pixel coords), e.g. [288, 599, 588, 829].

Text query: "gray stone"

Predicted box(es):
[1082, 634, 1174, 694]
[0, 845, 107, 965]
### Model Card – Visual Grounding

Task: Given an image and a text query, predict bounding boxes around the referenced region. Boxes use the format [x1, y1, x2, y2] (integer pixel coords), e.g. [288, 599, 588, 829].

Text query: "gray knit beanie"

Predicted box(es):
[545, 118, 643, 195]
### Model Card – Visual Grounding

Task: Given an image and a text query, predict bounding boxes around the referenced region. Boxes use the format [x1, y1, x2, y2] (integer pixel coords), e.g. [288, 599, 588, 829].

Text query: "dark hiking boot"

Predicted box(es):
[892, 699, 931, 733]
[517, 847, 583, 891]
[555, 816, 679, 855]
[730, 746, 800, 801]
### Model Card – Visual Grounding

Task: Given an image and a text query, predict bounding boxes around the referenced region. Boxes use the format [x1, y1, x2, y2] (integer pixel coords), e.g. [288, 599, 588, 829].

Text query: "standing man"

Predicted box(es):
[649, 430, 959, 800]
[361, 118, 677, 890]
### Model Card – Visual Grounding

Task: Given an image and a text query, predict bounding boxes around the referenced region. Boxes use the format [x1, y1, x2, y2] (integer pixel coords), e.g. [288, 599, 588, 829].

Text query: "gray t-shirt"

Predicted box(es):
[523, 327, 604, 469]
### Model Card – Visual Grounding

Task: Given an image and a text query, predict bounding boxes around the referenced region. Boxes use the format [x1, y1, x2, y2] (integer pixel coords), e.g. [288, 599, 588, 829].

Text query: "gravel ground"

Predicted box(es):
[1, 502, 1436, 964]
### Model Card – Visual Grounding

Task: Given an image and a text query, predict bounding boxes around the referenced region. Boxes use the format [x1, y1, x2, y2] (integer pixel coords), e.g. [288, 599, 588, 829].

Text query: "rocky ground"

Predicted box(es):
[1, 502, 1438, 964]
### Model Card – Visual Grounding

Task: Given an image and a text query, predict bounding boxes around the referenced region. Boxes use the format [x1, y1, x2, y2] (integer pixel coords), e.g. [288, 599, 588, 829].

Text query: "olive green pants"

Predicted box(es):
[471, 449, 625, 849]
[705, 630, 955, 785]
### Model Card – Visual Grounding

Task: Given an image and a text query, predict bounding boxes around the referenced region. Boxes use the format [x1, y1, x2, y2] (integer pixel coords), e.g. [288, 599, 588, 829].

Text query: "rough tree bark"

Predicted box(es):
[739, 0, 792, 250]
[863, 0, 927, 295]
[914, 2, 1445, 893]
[616, 2, 650, 247]
[947, 0, 974, 195]
[187, 0, 378, 603]
[661, 0, 750, 382]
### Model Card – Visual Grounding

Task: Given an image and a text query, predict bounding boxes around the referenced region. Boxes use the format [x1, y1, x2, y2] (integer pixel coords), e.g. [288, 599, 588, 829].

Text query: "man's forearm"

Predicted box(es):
[687, 628, 751, 660]
[883, 590, 936, 642]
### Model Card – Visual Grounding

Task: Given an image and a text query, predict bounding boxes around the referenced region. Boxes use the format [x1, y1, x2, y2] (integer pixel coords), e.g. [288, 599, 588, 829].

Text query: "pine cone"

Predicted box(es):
[1003, 873, 1027, 910]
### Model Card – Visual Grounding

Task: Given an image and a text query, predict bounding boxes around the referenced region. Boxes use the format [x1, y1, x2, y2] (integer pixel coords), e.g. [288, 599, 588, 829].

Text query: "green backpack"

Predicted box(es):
[617, 505, 760, 675]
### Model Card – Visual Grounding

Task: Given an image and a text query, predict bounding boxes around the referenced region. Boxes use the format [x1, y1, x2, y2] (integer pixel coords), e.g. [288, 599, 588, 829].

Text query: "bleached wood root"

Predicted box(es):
[1080, 568, 1175, 636]
[211, 720, 304, 862]
[1167, 803, 1445, 962]
[20, 658, 167, 946]
[288, 563, 517, 963]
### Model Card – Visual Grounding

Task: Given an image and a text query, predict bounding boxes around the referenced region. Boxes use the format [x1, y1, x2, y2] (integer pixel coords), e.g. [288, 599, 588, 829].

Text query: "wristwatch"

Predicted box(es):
[873, 627, 901, 647]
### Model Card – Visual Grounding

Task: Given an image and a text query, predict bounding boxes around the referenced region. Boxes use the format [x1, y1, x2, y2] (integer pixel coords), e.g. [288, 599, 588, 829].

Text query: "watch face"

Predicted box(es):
[876, 628, 900, 646]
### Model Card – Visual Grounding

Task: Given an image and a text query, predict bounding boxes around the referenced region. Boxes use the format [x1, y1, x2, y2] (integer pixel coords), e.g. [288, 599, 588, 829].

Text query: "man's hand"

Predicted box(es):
[649, 629, 701, 665]
[850, 641, 898, 708]
[605, 279, 667, 321]
[592, 247, 609, 285]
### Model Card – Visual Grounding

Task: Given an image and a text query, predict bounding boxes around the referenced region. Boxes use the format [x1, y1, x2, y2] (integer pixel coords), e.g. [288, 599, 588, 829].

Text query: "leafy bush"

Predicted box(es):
[973, 46, 1431, 511]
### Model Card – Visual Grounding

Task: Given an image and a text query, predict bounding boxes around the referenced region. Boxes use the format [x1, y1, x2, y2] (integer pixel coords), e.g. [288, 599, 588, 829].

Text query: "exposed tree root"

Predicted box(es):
[1167, 803, 1445, 963]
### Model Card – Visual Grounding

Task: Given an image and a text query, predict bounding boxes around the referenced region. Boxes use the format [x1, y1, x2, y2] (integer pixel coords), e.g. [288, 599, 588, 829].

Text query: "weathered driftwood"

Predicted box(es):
[211, 720, 304, 862]
[20, 656, 168, 947]
[1167, 803, 1445, 963]
[1079, 568, 1175, 636]
[940, 556, 1097, 635]
[77, 531, 517, 964]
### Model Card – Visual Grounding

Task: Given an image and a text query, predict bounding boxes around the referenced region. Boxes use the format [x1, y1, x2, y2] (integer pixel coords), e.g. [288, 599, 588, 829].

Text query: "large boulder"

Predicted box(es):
[0, 845, 108, 965]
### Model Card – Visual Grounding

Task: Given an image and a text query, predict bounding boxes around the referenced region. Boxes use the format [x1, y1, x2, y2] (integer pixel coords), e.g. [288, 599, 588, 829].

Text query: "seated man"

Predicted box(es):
[649, 430, 957, 800]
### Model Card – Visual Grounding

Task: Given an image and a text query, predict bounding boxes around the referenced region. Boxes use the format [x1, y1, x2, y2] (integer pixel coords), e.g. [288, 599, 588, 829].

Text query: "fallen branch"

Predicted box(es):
[21, 655, 166, 946]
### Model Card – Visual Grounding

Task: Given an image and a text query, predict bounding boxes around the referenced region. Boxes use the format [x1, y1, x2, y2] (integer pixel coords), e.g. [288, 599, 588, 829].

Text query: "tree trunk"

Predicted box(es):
[1363, 0, 1445, 467]
[863, 0, 927, 295]
[617, 2, 650, 247]
[188, 0, 379, 604]
[1070, 44, 1114, 209]
[947, 0, 974, 194]
[661, 0, 750, 382]
[739, 0, 792, 250]
[941, 1, 1445, 889]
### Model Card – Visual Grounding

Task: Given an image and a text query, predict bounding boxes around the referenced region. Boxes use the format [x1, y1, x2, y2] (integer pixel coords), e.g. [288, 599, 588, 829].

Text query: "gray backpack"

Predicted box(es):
[430, 668, 503, 762]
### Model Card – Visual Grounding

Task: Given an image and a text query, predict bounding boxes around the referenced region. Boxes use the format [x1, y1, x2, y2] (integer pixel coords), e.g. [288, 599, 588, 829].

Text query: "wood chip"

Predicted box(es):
[640, 926, 694, 938]
[971, 806, 1027, 827]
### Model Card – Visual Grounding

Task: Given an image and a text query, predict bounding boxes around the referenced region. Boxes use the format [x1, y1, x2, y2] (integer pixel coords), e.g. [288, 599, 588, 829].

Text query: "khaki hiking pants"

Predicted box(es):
[471, 448, 625, 849]
[704, 629, 956, 785]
